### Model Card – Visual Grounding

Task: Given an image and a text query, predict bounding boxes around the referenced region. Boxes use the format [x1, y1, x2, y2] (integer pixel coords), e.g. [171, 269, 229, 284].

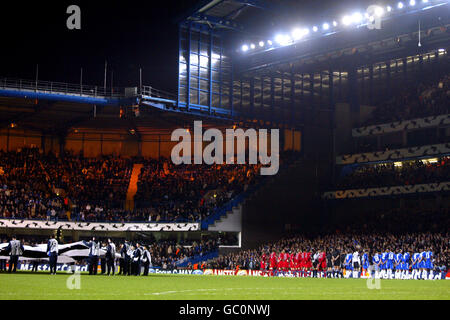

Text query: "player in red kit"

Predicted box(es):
[269, 251, 277, 271]
[305, 250, 312, 271]
[290, 252, 296, 271]
[260, 252, 267, 271]
[278, 251, 285, 271]
[318, 250, 327, 272]
[295, 251, 302, 272]
[299, 251, 306, 276]
[284, 251, 290, 272]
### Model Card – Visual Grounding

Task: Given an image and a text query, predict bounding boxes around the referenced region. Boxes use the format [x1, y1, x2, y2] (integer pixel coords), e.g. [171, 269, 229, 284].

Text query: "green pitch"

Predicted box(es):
[0, 272, 448, 300]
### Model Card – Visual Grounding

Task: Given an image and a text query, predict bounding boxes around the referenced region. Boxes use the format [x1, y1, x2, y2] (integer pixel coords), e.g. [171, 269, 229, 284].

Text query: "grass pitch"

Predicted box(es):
[0, 272, 448, 300]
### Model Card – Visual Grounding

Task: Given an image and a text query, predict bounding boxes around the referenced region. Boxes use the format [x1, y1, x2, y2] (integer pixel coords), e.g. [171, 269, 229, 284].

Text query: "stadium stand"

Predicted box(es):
[335, 156, 449, 190]
[361, 74, 449, 128]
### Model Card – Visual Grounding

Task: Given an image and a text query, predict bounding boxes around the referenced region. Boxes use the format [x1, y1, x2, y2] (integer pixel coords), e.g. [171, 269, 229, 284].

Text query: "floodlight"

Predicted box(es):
[375, 6, 384, 16]
[250, 43, 256, 49]
[352, 12, 363, 24]
[292, 28, 303, 40]
[410, 0, 416, 6]
[398, 2, 404, 9]
[312, 26, 318, 32]
[323, 23, 330, 30]
[333, 21, 338, 27]
[275, 34, 284, 45]
[275, 34, 291, 46]
[259, 41, 265, 47]
[387, 5, 392, 12]
[342, 15, 352, 26]
[242, 44, 249, 52]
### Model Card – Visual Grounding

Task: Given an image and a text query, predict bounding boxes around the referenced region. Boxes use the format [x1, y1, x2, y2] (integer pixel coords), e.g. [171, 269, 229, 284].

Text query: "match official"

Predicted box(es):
[141, 246, 152, 276]
[120, 240, 132, 276]
[131, 243, 142, 276]
[106, 239, 116, 276]
[85, 237, 100, 275]
[47, 235, 59, 275]
[7, 236, 24, 273]
[0, 239, 8, 272]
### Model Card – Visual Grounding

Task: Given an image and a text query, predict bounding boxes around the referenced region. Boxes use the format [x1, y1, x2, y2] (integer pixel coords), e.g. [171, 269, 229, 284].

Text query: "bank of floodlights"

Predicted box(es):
[240, 0, 448, 53]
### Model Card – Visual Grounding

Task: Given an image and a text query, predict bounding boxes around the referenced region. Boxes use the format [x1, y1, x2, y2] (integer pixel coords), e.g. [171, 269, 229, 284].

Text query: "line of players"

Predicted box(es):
[260, 248, 435, 278]
[84, 238, 152, 276]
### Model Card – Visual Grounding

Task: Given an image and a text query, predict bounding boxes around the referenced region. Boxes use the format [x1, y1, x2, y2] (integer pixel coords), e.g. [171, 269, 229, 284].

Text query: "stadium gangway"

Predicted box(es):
[140, 85, 177, 104]
[140, 85, 238, 121]
[0, 77, 134, 106]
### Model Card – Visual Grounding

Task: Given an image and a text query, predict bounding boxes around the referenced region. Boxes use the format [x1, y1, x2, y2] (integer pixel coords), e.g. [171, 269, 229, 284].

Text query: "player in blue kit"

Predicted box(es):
[361, 250, 369, 274]
[386, 250, 395, 278]
[425, 249, 433, 270]
[424, 249, 433, 278]
[380, 252, 387, 270]
[387, 251, 395, 270]
[380, 251, 388, 278]
[372, 252, 381, 278]
[420, 250, 427, 273]
[412, 251, 420, 270]
[402, 251, 410, 274]
[394, 250, 403, 278]
[411, 251, 421, 279]
[344, 252, 353, 277]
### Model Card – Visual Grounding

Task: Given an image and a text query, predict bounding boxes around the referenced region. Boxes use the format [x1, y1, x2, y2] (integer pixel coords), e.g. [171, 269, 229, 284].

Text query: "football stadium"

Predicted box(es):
[0, 0, 449, 303]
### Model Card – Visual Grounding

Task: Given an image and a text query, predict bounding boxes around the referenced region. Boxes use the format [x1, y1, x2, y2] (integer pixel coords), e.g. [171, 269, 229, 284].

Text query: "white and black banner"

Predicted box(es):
[337, 143, 450, 165]
[0, 241, 121, 263]
[353, 114, 450, 138]
[0, 220, 200, 232]
[323, 181, 450, 199]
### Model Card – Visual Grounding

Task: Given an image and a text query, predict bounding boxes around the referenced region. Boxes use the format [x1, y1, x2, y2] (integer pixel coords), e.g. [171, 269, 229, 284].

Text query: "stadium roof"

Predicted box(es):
[178, 0, 292, 35]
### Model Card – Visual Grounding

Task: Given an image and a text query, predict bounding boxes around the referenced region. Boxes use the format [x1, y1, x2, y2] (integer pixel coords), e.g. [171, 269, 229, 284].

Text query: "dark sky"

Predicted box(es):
[0, 1, 199, 93]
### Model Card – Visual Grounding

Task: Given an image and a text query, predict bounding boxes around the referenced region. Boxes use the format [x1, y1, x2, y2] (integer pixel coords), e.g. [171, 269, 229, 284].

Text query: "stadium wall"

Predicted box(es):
[0, 128, 295, 158]
[0, 128, 178, 158]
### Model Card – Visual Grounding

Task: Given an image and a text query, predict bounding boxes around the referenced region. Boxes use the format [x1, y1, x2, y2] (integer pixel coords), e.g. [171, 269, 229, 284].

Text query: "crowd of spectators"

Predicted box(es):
[362, 74, 449, 127]
[335, 157, 449, 190]
[134, 160, 262, 222]
[0, 148, 67, 221]
[145, 238, 218, 269]
[0, 148, 133, 221]
[49, 154, 132, 205]
[0, 148, 268, 223]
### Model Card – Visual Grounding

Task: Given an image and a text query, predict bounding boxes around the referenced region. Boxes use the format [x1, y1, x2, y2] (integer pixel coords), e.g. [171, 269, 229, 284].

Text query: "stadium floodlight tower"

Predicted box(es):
[175, 0, 296, 126]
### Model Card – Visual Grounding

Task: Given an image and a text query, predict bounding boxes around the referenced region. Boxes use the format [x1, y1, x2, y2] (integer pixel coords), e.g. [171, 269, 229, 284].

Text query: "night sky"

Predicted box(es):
[0, 1, 199, 93]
